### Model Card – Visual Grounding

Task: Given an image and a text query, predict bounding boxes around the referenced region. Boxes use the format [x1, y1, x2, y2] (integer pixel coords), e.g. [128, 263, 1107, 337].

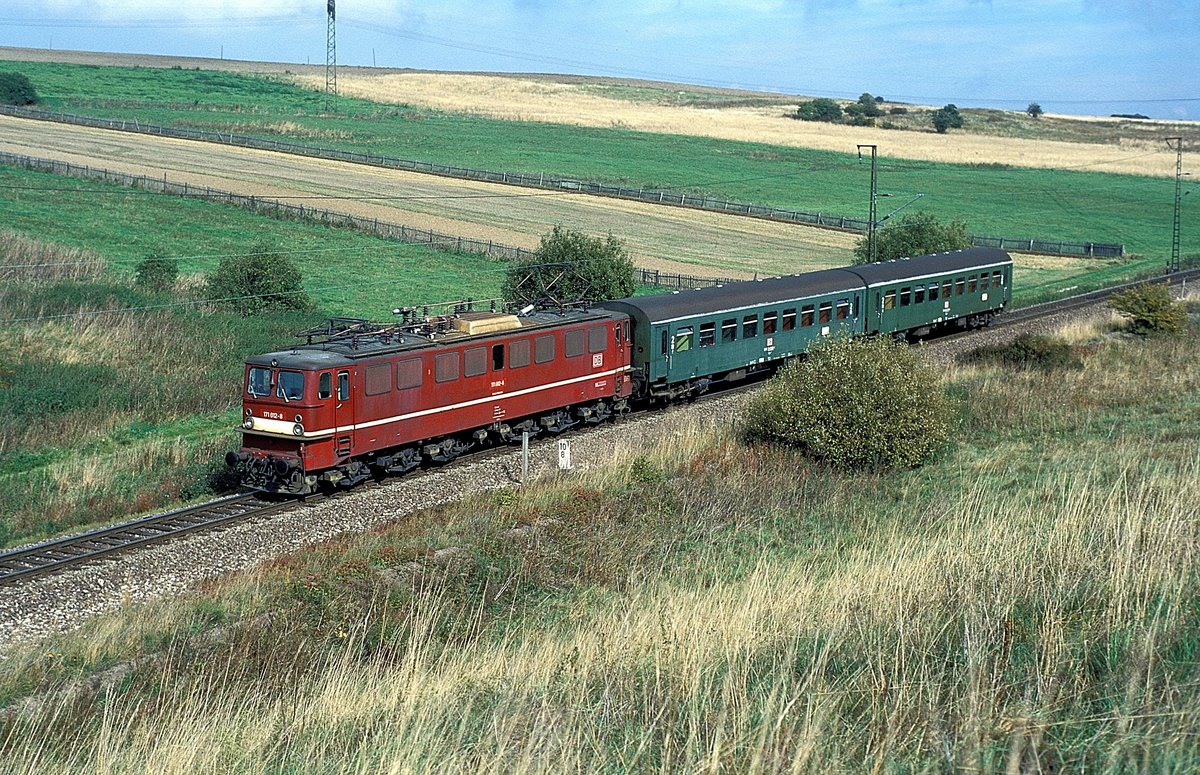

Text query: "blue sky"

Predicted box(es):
[3, 1, 1197, 119]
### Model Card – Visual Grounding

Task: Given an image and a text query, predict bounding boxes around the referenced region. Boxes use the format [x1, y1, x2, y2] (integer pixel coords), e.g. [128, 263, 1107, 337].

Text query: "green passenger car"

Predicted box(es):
[600, 269, 866, 400]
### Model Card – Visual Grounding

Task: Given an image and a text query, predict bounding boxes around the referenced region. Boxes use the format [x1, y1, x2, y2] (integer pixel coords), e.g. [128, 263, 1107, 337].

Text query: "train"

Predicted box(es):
[226, 247, 1013, 494]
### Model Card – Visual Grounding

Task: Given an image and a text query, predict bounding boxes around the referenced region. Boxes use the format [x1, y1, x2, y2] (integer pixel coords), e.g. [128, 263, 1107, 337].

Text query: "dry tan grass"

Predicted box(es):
[304, 72, 1194, 178]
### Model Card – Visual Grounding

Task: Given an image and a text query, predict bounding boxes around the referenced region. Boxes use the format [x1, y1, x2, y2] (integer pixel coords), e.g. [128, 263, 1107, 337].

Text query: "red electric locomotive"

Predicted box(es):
[226, 307, 633, 494]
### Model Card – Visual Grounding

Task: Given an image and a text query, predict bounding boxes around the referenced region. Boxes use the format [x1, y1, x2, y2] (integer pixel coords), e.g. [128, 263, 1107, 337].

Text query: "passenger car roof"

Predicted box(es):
[846, 247, 1012, 286]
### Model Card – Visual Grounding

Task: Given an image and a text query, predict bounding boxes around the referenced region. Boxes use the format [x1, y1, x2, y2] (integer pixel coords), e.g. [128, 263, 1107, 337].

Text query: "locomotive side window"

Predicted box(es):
[277, 371, 305, 401]
[883, 291, 896, 310]
[588, 326, 607, 353]
[318, 372, 332, 400]
[699, 322, 715, 347]
[781, 309, 796, 331]
[763, 311, 778, 334]
[365, 363, 392, 396]
[397, 359, 423, 389]
[721, 318, 737, 343]
[801, 305, 814, 327]
[247, 367, 272, 397]
[675, 327, 693, 352]
[742, 315, 758, 338]
[914, 285, 926, 304]
[492, 344, 505, 371]
[464, 347, 487, 377]
[535, 335, 556, 364]
[564, 330, 586, 358]
[510, 340, 531, 368]
[836, 299, 851, 320]
[337, 371, 350, 401]
[900, 287, 911, 306]
[819, 302, 833, 324]
[435, 352, 459, 383]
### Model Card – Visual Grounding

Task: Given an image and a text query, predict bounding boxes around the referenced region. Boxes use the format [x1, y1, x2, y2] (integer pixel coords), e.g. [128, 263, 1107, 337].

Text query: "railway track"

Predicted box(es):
[0, 494, 295, 585]
[3, 267, 1192, 588]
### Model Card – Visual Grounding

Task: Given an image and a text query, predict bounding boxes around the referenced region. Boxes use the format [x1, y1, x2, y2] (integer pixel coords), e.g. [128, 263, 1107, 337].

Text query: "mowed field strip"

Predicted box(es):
[0, 114, 860, 279]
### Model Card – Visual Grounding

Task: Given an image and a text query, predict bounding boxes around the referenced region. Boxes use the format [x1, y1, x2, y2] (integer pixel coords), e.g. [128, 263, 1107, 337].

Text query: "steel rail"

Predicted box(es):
[0, 493, 294, 585]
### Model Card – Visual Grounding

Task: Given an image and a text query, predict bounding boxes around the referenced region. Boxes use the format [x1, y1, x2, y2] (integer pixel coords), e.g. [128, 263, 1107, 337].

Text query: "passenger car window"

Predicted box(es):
[942, 280, 952, 298]
[967, 277, 977, 294]
[721, 318, 737, 343]
[801, 305, 814, 327]
[675, 327, 693, 352]
[699, 322, 715, 347]
[742, 315, 758, 338]
[883, 291, 896, 310]
[955, 278, 966, 295]
[914, 286, 925, 304]
[277, 371, 304, 401]
[928, 283, 939, 301]
[900, 287, 911, 306]
[247, 367, 272, 398]
[782, 309, 796, 331]
[818, 302, 832, 324]
[836, 299, 850, 320]
[763, 312, 778, 334]
[318, 372, 332, 400]
[992, 271, 1003, 288]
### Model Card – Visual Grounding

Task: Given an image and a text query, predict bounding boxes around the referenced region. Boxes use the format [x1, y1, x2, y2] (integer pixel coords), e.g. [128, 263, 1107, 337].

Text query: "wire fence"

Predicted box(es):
[0, 105, 1123, 258]
[0, 151, 730, 290]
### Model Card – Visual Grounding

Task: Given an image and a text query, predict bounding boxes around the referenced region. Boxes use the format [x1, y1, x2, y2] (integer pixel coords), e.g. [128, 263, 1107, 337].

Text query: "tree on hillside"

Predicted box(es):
[845, 92, 885, 124]
[795, 98, 843, 123]
[1026, 102, 1044, 119]
[502, 225, 636, 307]
[1108, 283, 1186, 335]
[931, 104, 964, 133]
[134, 253, 179, 292]
[206, 244, 313, 316]
[0, 72, 37, 105]
[852, 211, 971, 264]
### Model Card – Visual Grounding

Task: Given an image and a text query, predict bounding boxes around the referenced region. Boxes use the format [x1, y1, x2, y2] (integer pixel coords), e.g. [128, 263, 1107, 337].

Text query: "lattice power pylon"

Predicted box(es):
[325, 0, 337, 113]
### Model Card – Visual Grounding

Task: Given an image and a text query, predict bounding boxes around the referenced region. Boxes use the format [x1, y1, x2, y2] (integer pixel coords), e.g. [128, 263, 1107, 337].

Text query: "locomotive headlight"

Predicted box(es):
[242, 418, 254, 430]
[292, 423, 304, 437]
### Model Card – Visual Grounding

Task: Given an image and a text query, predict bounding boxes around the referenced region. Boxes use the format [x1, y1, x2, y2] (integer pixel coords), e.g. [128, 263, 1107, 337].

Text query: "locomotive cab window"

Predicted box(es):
[365, 363, 392, 396]
[337, 371, 350, 401]
[464, 347, 487, 377]
[782, 309, 796, 331]
[588, 326, 607, 354]
[435, 352, 459, 383]
[742, 315, 758, 338]
[699, 322, 716, 348]
[318, 372, 332, 400]
[247, 367, 272, 398]
[564, 330, 586, 358]
[535, 335, 556, 364]
[397, 359, 423, 389]
[801, 305, 814, 327]
[510, 339, 531, 369]
[675, 327, 693, 352]
[492, 344, 505, 371]
[763, 312, 778, 335]
[721, 318, 737, 343]
[277, 371, 304, 401]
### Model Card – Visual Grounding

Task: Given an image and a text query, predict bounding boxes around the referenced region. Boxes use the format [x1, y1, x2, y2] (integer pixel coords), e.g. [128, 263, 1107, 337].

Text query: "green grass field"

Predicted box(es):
[1, 314, 1197, 771]
[6, 59, 1195, 261]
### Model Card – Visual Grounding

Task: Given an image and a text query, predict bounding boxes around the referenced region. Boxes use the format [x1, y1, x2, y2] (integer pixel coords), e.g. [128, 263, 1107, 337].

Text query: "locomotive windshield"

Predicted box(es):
[277, 371, 305, 401]
[247, 367, 272, 398]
